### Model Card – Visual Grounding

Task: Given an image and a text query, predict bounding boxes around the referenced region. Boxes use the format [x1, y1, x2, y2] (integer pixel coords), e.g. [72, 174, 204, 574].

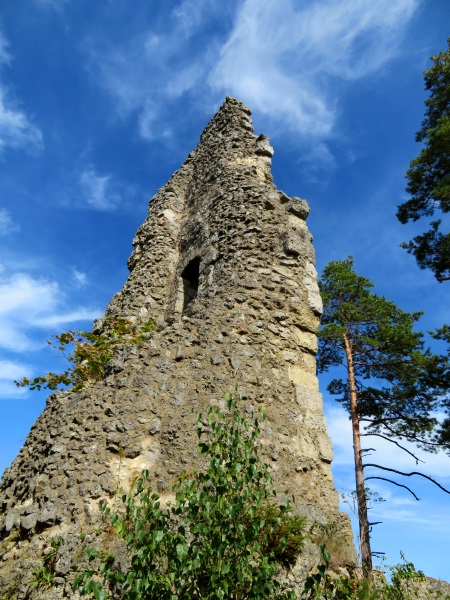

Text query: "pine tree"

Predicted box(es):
[431, 324, 450, 449]
[317, 257, 448, 576]
[397, 38, 450, 282]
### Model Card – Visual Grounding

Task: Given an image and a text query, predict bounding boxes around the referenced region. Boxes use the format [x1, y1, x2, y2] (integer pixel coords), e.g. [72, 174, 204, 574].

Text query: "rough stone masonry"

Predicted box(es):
[0, 97, 356, 598]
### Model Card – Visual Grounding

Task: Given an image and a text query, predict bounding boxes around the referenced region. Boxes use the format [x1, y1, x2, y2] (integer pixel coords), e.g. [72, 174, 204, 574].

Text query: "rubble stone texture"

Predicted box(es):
[0, 97, 356, 598]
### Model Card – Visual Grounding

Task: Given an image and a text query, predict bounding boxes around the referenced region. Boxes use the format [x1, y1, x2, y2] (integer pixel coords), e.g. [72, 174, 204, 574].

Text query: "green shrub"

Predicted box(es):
[15, 316, 156, 392]
[73, 392, 304, 599]
[30, 536, 62, 588]
[302, 546, 447, 600]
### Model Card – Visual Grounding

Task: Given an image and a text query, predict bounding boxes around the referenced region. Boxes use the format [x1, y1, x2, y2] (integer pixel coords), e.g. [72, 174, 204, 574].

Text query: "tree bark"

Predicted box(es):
[343, 333, 373, 577]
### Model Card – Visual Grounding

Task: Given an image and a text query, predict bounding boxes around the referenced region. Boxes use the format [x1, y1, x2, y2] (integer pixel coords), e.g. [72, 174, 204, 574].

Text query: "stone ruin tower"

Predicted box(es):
[0, 97, 355, 598]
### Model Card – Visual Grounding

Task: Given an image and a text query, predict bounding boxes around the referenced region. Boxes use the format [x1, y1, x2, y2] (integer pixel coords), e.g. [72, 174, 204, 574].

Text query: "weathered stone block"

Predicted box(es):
[3, 508, 19, 533]
[20, 512, 38, 532]
[37, 502, 58, 527]
[286, 197, 310, 220]
[295, 385, 324, 412]
[314, 432, 334, 463]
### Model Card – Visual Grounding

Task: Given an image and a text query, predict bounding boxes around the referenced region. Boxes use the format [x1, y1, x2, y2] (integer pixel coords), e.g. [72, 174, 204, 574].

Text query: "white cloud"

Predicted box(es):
[0, 29, 43, 154]
[210, 0, 419, 138]
[0, 209, 19, 235]
[327, 403, 450, 540]
[171, 0, 216, 38]
[0, 86, 43, 154]
[0, 361, 30, 397]
[0, 359, 31, 380]
[87, 0, 418, 162]
[296, 142, 337, 182]
[0, 360, 34, 398]
[0, 273, 58, 314]
[73, 269, 87, 287]
[0, 271, 100, 352]
[0, 380, 28, 398]
[0, 31, 11, 66]
[79, 168, 121, 210]
[33, 308, 100, 328]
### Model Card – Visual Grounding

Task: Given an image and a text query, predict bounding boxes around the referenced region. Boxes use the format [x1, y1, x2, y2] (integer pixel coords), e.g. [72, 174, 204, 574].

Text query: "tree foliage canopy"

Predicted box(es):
[397, 38, 450, 282]
[318, 257, 446, 444]
[431, 324, 450, 449]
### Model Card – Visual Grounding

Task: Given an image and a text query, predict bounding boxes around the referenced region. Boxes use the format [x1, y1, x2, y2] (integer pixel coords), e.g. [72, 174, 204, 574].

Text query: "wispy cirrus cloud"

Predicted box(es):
[0, 32, 11, 65]
[72, 269, 87, 287]
[0, 209, 19, 235]
[0, 87, 43, 154]
[0, 29, 43, 154]
[171, 0, 218, 38]
[210, 0, 419, 137]
[49, 162, 136, 212]
[86, 0, 225, 140]
[0, 359, 32, 398]
[326, 403, 450, 539]
[326, 404, 450, 481]
[87, 0, 419, 147]
[33, 0, 69, 10]
[79, 168, 121, 211]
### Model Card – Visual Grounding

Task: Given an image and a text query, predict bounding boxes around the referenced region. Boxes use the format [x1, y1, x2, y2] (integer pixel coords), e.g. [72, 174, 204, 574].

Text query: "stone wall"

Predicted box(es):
[0, 97, 355, 598]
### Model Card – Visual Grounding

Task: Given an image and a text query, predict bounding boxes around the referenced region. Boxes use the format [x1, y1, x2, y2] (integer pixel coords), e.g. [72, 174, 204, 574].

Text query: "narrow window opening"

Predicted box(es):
[181, 257, 200, 313]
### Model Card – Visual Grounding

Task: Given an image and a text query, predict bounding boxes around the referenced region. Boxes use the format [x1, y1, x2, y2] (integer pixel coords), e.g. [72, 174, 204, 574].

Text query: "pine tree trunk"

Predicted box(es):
[343, 333, 373, 577]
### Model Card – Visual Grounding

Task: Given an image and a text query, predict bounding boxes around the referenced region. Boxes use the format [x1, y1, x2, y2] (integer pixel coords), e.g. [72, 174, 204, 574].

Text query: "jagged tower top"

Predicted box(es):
[190, 96, 275, 179]
[105, 94, 290, 327]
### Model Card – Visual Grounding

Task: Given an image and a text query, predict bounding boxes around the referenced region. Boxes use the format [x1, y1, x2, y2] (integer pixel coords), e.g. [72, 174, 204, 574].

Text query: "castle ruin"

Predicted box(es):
[0, 97, 356, 598]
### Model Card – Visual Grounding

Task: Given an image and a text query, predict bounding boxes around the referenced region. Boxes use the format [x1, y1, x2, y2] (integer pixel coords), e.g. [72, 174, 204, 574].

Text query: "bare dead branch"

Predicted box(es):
[364, 464, 450, 495]
[361, 433, 425, 464]
[362, 419, 443, 448]
[365, 476, 420, 500]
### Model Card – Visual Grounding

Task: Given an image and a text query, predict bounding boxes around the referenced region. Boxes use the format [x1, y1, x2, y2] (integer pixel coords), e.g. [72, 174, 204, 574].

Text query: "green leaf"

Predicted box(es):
[176, 543, 188, 562]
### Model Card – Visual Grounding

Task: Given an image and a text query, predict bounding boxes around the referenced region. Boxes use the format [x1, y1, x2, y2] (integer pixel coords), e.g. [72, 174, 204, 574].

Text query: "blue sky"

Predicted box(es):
[0, 0, 449, 581]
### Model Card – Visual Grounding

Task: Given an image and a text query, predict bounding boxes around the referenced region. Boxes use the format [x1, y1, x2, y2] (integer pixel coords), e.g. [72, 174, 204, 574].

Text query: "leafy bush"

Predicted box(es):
[303, 546, 447, 600]
[30, 536, 62, 588]
[15, 316, 156, 392]
[73, 392, 305, 599]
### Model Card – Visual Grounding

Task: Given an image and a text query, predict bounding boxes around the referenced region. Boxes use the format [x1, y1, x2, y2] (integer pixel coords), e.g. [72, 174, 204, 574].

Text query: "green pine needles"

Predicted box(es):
[397, 38, 450, 282]
[73, 392, 305, 599]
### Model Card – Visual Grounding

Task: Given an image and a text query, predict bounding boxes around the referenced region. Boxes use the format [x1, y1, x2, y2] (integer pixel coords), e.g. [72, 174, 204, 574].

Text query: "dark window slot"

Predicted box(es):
[181, 257, 200, 313]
